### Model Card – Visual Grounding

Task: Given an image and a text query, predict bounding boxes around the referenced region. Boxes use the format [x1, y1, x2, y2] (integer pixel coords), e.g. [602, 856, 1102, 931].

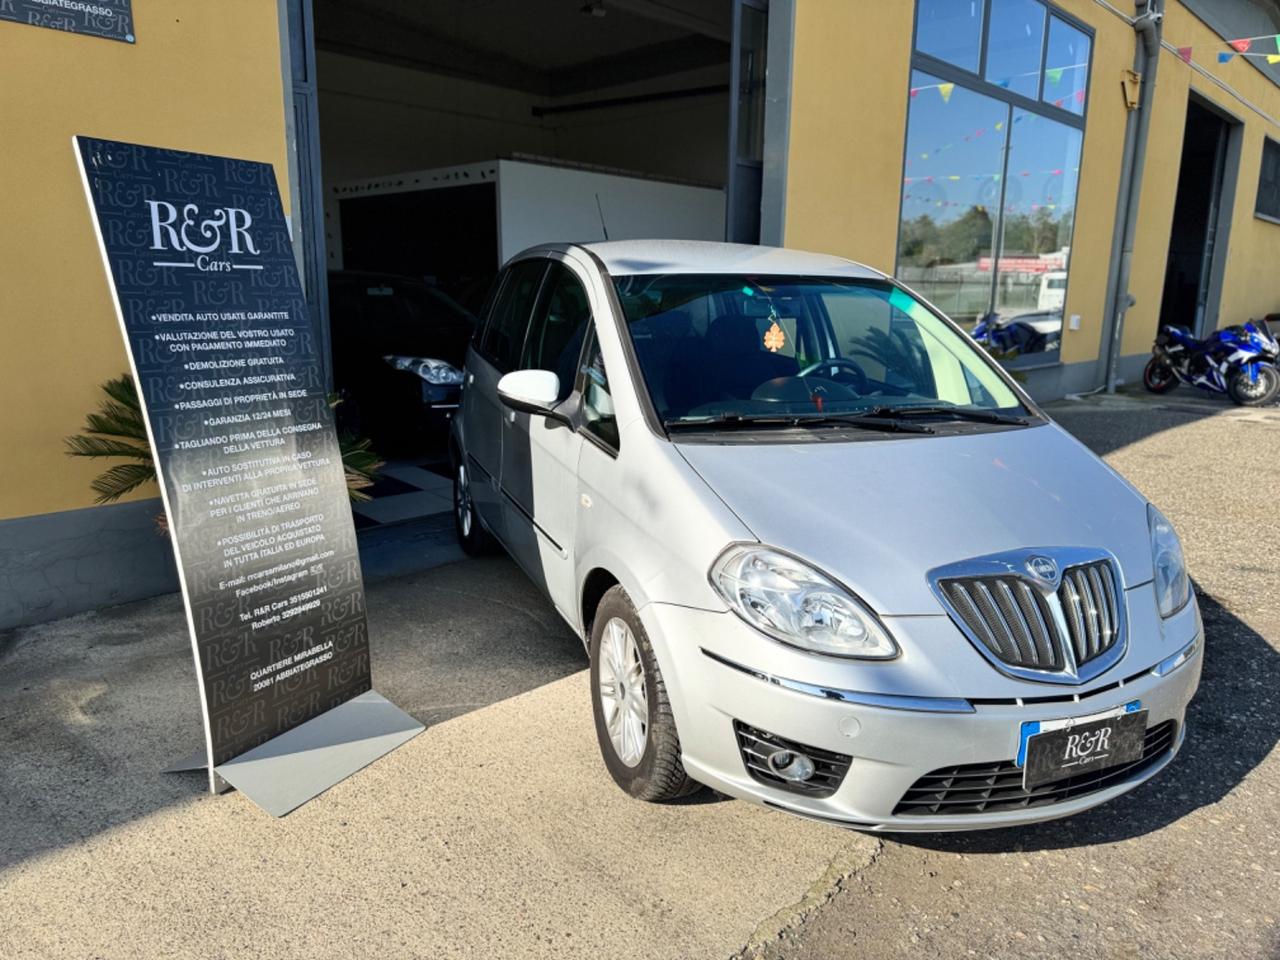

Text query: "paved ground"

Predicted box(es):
[1, 386, 1277, 959]
[0, 559, 877, 959]
[752, 388, 1280, 960]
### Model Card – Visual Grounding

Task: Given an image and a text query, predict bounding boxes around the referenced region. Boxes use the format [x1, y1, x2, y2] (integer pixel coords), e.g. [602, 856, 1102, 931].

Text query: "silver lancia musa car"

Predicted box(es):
[450, 240, 1202, 831]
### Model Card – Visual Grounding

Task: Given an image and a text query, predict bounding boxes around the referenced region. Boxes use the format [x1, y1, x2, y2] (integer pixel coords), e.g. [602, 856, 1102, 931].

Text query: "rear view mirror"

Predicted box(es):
[497, 369, 561, 417]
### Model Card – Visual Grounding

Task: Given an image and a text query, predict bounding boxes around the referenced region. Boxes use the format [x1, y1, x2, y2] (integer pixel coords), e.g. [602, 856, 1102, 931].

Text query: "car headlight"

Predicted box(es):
[1148, 504, 1190, 618]
[709, 545, 898, 659]
[383, 355, 464, 385]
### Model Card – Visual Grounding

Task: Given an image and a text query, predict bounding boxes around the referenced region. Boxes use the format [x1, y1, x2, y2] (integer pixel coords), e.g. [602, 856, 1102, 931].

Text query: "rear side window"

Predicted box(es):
[522, 263, 592, 402]
[479, 259, 547, 372]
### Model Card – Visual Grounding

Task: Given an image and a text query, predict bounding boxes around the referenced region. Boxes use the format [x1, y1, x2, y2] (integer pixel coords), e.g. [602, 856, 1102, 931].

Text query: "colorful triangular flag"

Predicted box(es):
[1230, 38, 1251, 53]
[939, 82, 954, 103]
[1219, 52, 1235, 63]
[1177, 46, 1192, 64]
[1046, 67, 1064, 84]
[1269, 54, 1280, 64]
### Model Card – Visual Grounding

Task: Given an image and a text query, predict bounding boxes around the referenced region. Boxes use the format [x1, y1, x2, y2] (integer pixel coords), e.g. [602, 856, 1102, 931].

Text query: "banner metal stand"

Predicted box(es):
[75, 135, 422, 817]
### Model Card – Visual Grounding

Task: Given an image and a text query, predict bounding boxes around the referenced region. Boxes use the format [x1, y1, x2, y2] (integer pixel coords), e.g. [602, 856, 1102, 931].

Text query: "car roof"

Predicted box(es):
[567, 239, 886, 279]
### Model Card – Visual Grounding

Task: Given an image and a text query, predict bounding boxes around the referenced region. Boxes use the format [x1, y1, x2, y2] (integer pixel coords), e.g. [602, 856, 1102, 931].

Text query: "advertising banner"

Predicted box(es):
[1, 0, 134, 43]
[74, 136, 373, 792]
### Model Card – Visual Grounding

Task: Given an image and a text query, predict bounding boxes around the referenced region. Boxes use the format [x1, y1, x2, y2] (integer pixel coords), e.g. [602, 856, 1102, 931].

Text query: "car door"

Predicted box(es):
[459, 258, 549, 543]
[499, 259, 593, 619]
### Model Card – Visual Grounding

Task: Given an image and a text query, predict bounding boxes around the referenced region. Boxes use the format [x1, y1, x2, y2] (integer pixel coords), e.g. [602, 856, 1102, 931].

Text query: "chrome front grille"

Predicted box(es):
[943, 576, 1063, 670]
[931, 550, 1127, 685]
[1058, 560, 1120, 666]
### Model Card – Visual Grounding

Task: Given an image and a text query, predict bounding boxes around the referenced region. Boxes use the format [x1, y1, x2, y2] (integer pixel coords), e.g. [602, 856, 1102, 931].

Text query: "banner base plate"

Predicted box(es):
[212, 690, 423, 817]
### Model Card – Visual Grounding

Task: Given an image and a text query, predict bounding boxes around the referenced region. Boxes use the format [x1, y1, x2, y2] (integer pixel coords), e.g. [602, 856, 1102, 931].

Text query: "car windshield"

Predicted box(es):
[613, 274, 1027, 426]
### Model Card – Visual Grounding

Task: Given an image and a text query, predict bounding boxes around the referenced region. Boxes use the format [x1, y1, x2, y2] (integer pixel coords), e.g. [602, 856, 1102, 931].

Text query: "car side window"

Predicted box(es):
[580, 327, 619, 451]
[521, 263, 593, 403]
[479, 259, 547, 373]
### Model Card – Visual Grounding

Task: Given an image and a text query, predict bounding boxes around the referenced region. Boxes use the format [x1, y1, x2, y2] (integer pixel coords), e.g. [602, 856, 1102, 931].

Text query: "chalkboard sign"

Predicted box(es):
[74, 136, 372, 790]
[1, 0, 134, 43]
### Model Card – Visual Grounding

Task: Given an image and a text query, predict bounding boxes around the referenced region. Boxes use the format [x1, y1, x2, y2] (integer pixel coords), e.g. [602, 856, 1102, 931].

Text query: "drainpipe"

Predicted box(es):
[1104, 0, 1165, 392]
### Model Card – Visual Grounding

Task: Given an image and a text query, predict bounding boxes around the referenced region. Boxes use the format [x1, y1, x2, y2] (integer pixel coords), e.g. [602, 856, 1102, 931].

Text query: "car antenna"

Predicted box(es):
[595, 193, 610, 241]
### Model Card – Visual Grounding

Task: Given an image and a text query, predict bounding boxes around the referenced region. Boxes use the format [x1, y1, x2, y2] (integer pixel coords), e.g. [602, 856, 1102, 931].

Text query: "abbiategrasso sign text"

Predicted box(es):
[1, 0, 134, 43]
[74, 137, 419, 810]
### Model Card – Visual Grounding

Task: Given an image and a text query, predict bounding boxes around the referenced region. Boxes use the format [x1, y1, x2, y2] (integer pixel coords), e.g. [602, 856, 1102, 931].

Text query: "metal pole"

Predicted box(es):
[1105, 0, 1165, 392]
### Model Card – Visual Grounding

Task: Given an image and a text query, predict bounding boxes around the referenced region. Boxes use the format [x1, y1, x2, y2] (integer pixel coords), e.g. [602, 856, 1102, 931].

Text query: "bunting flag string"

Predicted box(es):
[901, 192, 1063, 214]
[1221, 32, 1280, 54]
[1217, 50, 1280, 64]
[903, 166, 1078, 185]
[908, 62, 1086, 101]
[1172, 31, 1280, 65]
[910, 110, 1056, 163]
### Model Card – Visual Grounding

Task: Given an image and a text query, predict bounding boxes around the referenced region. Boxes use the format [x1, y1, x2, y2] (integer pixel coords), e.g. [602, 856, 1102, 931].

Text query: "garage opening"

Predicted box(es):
[1158, 97, 1237, 340]
[299, 0, 767, 525]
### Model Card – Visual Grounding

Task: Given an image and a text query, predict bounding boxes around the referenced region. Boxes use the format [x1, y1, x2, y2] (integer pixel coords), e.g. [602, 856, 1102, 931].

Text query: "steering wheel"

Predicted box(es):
[798, 356, 868, 393]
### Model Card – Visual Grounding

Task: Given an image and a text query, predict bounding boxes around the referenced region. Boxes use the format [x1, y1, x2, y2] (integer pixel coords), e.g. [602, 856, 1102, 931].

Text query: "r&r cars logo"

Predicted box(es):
[147, 200, 260, 273]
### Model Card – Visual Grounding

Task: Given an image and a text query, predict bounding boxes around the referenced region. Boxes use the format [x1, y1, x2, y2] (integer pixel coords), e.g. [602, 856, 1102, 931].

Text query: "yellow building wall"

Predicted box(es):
[783, 0, 1280, 372]
[0, 1, 291, 521]
[783, 0, 914, 272]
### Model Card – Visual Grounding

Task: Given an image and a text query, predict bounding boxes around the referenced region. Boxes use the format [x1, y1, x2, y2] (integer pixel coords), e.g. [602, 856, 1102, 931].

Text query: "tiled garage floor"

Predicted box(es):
[351, 458, 453, 529]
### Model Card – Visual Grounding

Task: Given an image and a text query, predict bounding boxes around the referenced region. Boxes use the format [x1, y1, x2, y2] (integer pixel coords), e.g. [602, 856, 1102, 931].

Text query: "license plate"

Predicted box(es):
[1018, 701, 1148, 790]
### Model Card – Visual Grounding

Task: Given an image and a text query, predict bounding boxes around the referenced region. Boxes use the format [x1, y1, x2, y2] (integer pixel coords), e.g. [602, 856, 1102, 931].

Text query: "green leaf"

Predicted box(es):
[89, 462, 158, 503]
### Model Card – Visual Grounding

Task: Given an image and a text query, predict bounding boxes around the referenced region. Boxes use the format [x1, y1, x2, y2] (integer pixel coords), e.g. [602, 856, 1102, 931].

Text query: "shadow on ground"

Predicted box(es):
[0, 555, 585, 872]
[1046, 387, 1254, 457]
[889, 589, 1280, 854]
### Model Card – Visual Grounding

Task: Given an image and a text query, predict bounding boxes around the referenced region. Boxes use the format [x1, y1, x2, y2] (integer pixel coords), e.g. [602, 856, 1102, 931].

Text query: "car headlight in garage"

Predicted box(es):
[1148, 504, 1190, 618]
[710, 545, 898, 659]
[383, 355, 464, 385]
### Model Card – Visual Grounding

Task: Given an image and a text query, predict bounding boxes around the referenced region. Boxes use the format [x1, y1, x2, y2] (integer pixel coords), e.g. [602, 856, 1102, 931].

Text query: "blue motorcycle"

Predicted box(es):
[1144, 321, 1280, 406]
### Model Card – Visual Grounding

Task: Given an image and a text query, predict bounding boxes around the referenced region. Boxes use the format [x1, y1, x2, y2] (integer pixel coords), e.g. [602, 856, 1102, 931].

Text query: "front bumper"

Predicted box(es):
[640, 600, 1203, 832]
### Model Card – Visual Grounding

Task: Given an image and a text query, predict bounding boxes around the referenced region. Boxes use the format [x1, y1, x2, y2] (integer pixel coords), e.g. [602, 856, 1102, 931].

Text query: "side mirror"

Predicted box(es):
[497, 369, 562, 418]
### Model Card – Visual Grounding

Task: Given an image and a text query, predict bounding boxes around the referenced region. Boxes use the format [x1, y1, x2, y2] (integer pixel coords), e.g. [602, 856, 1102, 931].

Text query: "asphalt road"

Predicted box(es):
[748, 390, 1280, 960]
[0, 555, 878, 959]
[1, 388, 1276, 960]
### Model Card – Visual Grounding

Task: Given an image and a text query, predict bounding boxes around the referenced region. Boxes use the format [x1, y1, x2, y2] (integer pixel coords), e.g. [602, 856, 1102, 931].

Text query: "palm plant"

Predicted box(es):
[64, 374, 156, 503]
[66, 375, 384, 528]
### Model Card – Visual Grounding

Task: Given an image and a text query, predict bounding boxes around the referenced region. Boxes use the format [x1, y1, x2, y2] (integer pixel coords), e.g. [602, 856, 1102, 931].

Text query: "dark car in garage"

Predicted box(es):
[328, 270, 476, 452]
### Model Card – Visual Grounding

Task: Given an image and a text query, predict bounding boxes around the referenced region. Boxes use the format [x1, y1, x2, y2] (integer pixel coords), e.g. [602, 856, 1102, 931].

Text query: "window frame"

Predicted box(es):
[474, 258, 551, 374]
[1254, 135, 1280, 226]
[520, 262, 595, 403]
[899, 0, 1094, 370]
[911, 0, 1094, 127]
[576, 322, 621, 456]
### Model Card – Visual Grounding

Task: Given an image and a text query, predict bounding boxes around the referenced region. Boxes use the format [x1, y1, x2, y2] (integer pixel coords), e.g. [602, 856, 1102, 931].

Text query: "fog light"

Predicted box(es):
[766, 749, 816, 782]
[733, 721, 851, 798]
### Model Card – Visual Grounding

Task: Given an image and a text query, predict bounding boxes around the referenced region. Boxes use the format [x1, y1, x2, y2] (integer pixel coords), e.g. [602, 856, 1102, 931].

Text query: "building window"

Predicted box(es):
[899, 0, 1091, 366]
[1256, 137, 1280, 223]
[914, 0, 984, 73]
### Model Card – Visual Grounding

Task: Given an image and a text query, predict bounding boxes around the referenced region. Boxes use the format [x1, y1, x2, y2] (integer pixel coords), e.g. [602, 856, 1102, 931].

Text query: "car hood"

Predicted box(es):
[675, 422, 1152, 615]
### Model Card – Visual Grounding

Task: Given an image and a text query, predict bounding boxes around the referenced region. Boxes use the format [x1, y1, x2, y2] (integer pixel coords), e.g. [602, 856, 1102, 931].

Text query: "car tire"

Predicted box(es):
[1227, 364, 1280, 406]
[1142, 357, 1178, 394]
[589, 585, 701, 802]
[453, 458, 496, 556]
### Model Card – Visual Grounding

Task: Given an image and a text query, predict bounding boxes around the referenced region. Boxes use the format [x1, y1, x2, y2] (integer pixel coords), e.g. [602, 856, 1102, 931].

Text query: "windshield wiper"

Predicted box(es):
[859, 405, 1029, 426]
[664, 413, 934, 434]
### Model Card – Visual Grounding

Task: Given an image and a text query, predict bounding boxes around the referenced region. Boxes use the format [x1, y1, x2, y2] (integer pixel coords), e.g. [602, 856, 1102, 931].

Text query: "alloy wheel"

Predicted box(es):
[597, 616, 648, 767]
[455, 463, 472, 538]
